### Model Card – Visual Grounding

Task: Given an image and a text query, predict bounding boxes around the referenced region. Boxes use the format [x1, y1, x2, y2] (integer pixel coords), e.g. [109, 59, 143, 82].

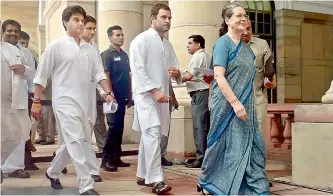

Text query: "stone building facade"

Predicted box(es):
[1, 0, 333, 157]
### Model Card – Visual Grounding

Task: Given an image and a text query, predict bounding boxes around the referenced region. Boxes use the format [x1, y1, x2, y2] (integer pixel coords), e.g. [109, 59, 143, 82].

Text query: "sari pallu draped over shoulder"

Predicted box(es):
[199, 40, 270, 195]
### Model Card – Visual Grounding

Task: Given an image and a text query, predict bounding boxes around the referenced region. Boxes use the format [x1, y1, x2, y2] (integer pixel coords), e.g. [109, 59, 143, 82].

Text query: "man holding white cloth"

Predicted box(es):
[129, 3, 181, 195]
[1, 22, 34, 183]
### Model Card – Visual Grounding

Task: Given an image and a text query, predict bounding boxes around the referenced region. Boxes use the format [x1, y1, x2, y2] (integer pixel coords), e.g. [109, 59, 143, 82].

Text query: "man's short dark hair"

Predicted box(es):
[20, 31, 30, 40]
[188, 35, 205, 49]
[2, 19, 21, 33]
[107, 25, 122, 37]
[84, 15, 96, 25]
[150, 3, 170, 19]
[62, 5, 86, 30]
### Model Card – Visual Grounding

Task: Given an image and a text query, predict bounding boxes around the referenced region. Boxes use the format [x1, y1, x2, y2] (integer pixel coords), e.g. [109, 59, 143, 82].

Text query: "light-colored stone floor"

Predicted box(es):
[1, 155, 332, 195]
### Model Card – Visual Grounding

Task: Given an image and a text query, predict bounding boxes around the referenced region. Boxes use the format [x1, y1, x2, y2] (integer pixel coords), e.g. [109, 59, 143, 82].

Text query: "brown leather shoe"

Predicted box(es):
[34, 138, 46, 144]
[8, 169, 30, 178]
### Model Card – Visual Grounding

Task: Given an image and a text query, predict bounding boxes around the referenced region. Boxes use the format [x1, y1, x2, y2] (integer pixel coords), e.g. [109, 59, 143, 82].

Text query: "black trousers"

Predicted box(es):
[102, 100, 126, 163]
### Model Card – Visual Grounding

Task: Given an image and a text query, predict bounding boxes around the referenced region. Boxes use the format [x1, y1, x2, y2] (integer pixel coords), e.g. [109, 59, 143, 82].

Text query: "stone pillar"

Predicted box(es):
[168, 1, 227, 104]
[292, 104, 333, 189]
[38, 0, 46, 57]
[97, 1, 143, 144]
[166, 1, 227, 160]
[97, 1, 143, 53]
[275, 9, 304, 103]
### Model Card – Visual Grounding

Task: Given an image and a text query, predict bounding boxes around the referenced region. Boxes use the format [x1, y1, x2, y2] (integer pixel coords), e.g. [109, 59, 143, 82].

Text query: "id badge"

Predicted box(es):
[114, 56, 121, 61]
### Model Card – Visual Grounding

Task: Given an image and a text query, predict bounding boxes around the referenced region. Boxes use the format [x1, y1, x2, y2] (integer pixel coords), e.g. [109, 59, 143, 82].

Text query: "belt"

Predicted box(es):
[189, 89, 209, 97]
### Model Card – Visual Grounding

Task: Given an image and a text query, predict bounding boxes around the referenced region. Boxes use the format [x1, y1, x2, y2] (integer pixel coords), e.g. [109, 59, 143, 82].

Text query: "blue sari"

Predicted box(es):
[198, 35, 270, 195]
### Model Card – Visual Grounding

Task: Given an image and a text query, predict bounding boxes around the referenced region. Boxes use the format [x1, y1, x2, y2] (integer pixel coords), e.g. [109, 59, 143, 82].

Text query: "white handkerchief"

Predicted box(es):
[193, 68, 214, 76]
[103, 102, 118, 113]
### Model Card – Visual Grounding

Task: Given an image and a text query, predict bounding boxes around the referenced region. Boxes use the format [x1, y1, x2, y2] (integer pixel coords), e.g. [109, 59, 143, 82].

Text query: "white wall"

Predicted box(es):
[275, 0, 333, 15]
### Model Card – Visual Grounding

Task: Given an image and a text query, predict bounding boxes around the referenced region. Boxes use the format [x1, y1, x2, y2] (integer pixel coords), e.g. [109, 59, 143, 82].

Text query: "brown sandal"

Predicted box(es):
[152, 181, 172, 194]
[137, 179, 153, 187]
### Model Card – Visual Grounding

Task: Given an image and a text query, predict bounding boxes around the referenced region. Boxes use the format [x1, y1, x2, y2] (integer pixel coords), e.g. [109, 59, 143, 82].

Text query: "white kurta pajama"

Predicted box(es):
[33, 36, 106, 194]
[84, 41, 103, 177]
[129, 28, 181, 184]
[1, 41, 33, 166]
[1, 43, 35, 173]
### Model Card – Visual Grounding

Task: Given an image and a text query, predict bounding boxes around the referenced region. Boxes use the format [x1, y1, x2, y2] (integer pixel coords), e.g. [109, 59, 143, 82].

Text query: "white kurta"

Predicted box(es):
[88, 42, 101, 126]
[33, 36, 107, 143]
[1, 41, 33, 143]
[17, 44, 36, 94]
[129, 28, 181, 136]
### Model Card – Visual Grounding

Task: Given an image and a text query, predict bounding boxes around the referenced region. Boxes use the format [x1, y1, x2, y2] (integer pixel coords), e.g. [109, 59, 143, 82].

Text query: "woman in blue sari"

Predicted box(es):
[197, 2, 270, 195]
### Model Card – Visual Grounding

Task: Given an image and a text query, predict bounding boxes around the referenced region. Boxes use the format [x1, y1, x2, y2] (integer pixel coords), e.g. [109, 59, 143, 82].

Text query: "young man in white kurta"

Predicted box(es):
[31, 6, 113, 195]
[1, 39, 34, 182]
[129, 4, 181, 194]
[79, 15, 103, 183]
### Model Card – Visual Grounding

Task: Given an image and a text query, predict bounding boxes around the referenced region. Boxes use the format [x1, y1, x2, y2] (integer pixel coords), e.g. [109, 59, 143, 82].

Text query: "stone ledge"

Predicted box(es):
[294, 104, 333, 123]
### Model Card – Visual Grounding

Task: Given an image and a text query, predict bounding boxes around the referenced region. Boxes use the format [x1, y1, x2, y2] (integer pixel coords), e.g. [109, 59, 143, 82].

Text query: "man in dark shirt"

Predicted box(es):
[101, 25, 132, 172]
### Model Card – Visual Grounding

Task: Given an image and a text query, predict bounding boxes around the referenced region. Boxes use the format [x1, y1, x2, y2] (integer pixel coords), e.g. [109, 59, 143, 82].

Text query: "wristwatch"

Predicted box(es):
[107, 92, 114, 97]
[31, 97, 41, 102]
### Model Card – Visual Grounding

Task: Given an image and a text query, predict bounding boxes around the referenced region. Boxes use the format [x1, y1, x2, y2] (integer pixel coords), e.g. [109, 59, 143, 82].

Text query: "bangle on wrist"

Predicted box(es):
[32, 102, 41, 107]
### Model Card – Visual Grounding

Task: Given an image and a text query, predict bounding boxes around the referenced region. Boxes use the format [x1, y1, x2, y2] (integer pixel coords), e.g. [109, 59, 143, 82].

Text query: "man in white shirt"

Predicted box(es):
[129, 3, 182, 194]
[182, 35, 210, 168]
[1, 19, 35, 178]
[78, 15, 103, 183]
[31, 6, 113, 195]
[1, 20, 34, 183]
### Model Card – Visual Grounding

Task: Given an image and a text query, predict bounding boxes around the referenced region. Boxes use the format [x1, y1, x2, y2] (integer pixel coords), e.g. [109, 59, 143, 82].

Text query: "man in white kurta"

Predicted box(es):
[31, 5, 113, 195]
[1, 40, 34, 183]
[129, 3, 181, 194]
[78, 15, 103, 183]
[1, 20, 35, 178]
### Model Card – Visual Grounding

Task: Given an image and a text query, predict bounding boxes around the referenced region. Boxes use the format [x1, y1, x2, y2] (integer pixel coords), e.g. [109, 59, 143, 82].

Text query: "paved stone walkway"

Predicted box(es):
[1, 155, 332, 195]
[1, 143, 332, 195]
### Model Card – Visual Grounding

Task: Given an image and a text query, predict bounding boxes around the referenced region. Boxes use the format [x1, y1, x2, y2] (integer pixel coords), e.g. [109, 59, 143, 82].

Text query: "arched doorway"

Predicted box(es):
[240, 0, 277, 103]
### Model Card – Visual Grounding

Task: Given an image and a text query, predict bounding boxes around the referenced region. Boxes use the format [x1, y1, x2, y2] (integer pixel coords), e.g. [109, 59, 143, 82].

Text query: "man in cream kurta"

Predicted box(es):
[129, 3, 181, 194]
[1, 43, 36, 177]
[1, 19, 35, 178]
[31, 5, 113, 195]
[1, 40, 34, 183]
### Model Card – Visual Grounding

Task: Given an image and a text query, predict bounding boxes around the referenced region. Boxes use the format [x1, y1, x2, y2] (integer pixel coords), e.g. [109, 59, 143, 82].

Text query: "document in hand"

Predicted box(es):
[193, 68, 214, 76]
[103, 102, 118, 113]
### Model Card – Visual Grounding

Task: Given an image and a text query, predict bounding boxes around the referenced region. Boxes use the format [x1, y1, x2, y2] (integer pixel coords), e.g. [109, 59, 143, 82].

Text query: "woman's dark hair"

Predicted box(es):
[219, 2, 243, 37]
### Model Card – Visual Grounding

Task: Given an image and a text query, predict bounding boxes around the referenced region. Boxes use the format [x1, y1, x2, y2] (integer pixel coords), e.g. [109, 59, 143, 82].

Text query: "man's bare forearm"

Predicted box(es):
[34, 84, 44, 99]
[98, 79, 112, 94]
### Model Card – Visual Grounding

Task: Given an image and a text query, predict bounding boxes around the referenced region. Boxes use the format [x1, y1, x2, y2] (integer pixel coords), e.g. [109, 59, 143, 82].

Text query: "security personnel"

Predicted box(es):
[100, 25, 133, 172]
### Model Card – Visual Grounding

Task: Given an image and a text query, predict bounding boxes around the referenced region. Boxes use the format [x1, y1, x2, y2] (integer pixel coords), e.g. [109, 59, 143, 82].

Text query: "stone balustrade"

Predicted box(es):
[264, 104, 295, 162]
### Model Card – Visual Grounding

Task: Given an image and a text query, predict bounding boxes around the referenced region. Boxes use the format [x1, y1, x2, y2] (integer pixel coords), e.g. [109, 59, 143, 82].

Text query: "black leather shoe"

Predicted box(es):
[80, 189, 99, 195]
[45, 172, 63, 189]
[91, 175, 102, 182]
[161, 157, 173, 166]
[116, 160, 131, 167]
[102, 163, 117, 172]
[185, 160, 202, 168]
